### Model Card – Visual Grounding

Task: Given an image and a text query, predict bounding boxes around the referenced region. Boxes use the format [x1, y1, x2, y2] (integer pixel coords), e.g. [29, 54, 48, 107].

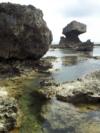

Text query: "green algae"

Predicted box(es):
[0, 71, 46, 133]
[17, 78, 46, 133]
[1, 47, 100, 133]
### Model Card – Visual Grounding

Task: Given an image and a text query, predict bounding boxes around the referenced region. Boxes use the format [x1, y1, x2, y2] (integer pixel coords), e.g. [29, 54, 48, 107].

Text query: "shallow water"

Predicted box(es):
[44, 46, 100, 82]
[18, 81, 100, 133]
[93, 46, 100, 56]
[42, 100, 100, 133]
[17, 46, 100, 133]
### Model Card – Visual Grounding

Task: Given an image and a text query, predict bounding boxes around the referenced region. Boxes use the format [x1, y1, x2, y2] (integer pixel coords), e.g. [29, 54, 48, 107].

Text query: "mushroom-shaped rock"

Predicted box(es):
[63, 21, 86, 36]
[59, 21, 93, 51]
[0, 3, 52, 59]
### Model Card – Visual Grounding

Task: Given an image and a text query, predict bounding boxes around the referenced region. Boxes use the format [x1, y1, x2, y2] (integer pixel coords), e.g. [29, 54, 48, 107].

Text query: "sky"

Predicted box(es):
[0, 0, 100, 43]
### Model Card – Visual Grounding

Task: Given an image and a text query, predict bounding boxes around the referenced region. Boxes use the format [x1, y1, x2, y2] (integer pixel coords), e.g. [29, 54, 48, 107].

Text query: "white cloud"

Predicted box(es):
[0, 0, 100, 43]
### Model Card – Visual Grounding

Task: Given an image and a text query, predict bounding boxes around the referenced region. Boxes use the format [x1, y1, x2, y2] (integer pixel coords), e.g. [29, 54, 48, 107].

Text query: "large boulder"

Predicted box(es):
[0, 3, 52, 60]
[59, 21, 93, 51]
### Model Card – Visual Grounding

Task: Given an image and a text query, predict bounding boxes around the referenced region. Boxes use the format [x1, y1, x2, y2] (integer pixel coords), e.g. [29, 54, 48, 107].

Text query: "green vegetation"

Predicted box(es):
[18, 78, 45, 133]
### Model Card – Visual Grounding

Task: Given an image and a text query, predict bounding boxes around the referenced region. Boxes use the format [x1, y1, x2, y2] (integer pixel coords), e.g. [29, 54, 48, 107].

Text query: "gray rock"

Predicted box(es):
[38, 71, 100, 104]
[0, 2, 52, 59]
[57, 91, 100, 104]
[59, 21, 93, 51]
[63, 21, 86, 36]
[0, 97, 17, 132]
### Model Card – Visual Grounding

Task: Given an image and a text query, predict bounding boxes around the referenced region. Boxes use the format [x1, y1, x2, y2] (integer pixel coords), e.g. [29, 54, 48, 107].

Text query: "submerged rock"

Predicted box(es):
[0, 2, 52, 60]
[59, 21, 93, 51]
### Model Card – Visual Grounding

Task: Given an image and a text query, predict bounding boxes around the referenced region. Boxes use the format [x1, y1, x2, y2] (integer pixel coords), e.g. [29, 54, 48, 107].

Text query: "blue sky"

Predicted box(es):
[0, 0, 100, 43]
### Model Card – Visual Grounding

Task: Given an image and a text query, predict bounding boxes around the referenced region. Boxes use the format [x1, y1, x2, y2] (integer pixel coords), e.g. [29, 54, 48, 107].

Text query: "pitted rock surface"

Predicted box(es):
[59, 21, 93, 51]
[0, 2, 52, 59]
[0, 97, 17, 132]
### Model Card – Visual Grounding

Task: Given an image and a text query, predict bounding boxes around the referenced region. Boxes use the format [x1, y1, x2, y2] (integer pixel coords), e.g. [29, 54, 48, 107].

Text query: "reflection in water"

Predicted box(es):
[61, 56, 78, 66]
[44, 48, 94, 58]
[19, 46, 100, 133]
[61, 56, 89, 66]
[93, 46, 100, 56]
[44, 47, 100, 82]
[40, 46, 100, 133]
[52, 57, 100, 82]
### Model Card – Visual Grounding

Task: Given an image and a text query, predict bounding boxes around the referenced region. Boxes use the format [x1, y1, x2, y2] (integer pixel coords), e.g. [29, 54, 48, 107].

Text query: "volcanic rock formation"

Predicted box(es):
[0, 3, 52, 60]
[59, 21, 93, 51]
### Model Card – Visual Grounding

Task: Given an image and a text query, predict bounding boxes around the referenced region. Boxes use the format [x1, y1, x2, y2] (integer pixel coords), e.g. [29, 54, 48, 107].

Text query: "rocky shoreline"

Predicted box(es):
[1, 67, 100, 132]
[0, 2, 99, 133]
[0, 88, 18, 132]
[0, 57, 53, 132]
[0, 59, 52, 78]
[37, 71, 100, 104]
[0, 69, 36, 133]
[0, 2, 52, 132]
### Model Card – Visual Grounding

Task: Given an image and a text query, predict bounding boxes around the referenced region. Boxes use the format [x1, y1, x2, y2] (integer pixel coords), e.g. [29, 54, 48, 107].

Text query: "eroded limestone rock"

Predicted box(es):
[63, 21, 86, 36]
[37, 71, 100, 104]
[0, 96, 17, 132]
[0, 2, 52, 60]
[59, 21, 93, 51]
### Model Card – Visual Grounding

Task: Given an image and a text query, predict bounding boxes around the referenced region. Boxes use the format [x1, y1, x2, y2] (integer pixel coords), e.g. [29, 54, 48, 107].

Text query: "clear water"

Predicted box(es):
[42, 99, 100, 133]
[93, 46, 100, 56]
[39, 46, 100, 133]
[17, 46, 100, 133]
[44, 46, 100, 82]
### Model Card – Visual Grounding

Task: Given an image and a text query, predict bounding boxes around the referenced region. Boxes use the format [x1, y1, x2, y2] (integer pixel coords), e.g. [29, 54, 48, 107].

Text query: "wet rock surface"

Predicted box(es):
[41, 99, 100, 133]
[0, 2, 52, 60]
[0, 96, 17, 132]
[0, 58, 52, 78]
[59, 21, 93, 51]
[38, 71, 100, 104]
